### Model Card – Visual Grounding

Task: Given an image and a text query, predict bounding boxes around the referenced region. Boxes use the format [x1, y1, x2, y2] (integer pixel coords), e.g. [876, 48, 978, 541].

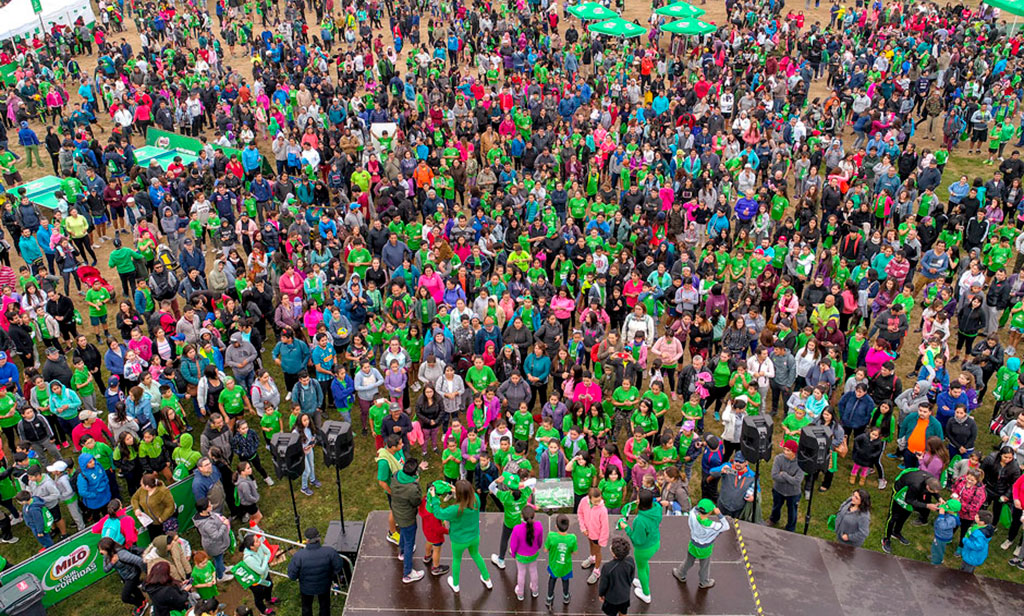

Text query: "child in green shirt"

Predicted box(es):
[191, 551, 219, 600]
[544, 514, 578, 607]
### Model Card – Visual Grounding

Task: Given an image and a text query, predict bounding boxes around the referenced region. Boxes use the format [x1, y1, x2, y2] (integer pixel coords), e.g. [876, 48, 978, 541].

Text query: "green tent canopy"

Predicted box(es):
[588, 17, 648, 38]
[567, 1, 619, 20]
[660, 18, 717, 35]
[985, 0, 1024, 18]
[653, 1, 706, 19]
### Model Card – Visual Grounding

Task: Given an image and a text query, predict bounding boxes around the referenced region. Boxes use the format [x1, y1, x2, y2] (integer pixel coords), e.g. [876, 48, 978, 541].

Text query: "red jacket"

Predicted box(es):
[952, 476, 988, 522]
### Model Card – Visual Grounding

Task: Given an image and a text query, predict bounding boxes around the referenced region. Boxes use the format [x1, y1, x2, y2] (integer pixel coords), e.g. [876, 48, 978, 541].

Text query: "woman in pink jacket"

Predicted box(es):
[550, 289, 576, 339]
[577, 487, 609, 585]
[418, 265, 445, 304]
[278, 264, 304, 302]
[650, 332, 684, 398]
[509, 506, 545, 601]
[572, 373, 602, 416]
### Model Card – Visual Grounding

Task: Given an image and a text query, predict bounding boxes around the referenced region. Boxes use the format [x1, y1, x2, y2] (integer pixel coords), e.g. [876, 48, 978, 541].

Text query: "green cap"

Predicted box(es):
[501, 471, 520, 490]
[697, 499, 715, 514]
[942, 499, 962, 514]
[431, 480, 453, 496]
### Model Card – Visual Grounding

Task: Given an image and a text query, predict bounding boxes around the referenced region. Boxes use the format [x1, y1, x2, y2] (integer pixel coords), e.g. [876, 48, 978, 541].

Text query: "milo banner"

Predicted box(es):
[0, 476, 197, 608]
[145, 127, 273, 174]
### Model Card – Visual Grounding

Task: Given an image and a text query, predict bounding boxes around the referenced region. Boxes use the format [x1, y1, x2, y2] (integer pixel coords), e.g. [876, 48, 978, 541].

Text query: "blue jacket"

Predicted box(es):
[126, 395, 156, 431]
[523, 353, 551, 383]
[933, 512, 959, 542]
[105, 347, 126, 377]
[250, 179, 271, 202]
[474, 326, 502, 355]
[838, 391, 875, 429]
[935, 391, 969, 428]
[273, 340, 311, 375]
[17, 126, 39, 146]
[36, 226, 55, 255]
[76, 453, 112, 510]
[21, 496, 49, 538]
[18, 235, 42, 264]
[961, 524, 995, 567]
[192, 465, 223, 503]
[242, 147, 262, 172]
[0, 362, 18, 390]
[291, 380, 323, 415]
[179, 247, 206, 274]
[331, 376, 355, 410]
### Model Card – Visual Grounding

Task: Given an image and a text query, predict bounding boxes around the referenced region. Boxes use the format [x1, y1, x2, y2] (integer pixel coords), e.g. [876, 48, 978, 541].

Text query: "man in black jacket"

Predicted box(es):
[882, 469, 942, 554]
[288, 527, 345, 616]
[45, 289, 77, 343]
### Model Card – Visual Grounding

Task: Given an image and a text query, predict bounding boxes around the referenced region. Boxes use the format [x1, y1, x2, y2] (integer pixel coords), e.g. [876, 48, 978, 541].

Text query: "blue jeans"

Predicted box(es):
[213, 553, 225, 579]
[301, 450, 316, 490]
[398, 523, 418, 576]
[770, 489, 801, 532]
[930, 538, 950, 565]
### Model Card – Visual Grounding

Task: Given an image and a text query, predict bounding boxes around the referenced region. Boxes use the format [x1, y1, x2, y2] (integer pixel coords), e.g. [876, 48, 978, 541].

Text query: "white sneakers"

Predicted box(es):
[447, 576, 460, 593]
[580, 556, 595, 569]
[490, 554, 506, 569]
[402, 570, 424, 584]
[481, 575, 493, 590]
[264, 476, 275, 486]
[633, 587, 651, 603]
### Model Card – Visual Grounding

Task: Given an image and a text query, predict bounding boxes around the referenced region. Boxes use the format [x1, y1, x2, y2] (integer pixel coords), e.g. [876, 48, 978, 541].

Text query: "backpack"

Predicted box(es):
[390, 296, 407, 322]
[40, 506, 54, 534]
[101, 517, 125, 544]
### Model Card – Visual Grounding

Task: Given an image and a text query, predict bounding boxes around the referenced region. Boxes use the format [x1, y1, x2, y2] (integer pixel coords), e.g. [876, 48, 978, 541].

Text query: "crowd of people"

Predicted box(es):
[0, 0, 1022, 612]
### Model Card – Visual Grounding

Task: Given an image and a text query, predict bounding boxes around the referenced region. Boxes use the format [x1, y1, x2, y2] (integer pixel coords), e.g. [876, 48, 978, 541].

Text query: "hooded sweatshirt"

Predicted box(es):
[76, 452, 112, 510]
[193, 511, 231, 557]
[48, 380, 82, 420]
[625, 504, 663, 551]
[172, 433, 201, 479]
[686, 506, 730, 557]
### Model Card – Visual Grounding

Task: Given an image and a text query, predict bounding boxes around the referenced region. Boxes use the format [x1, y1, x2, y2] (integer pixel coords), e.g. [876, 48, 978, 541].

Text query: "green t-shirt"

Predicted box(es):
[70, 368, 95, 397]
[466, 365, 496, 392]
[442, 446, 462, 479]
[571, 463, 596, 495]
[511, 409, 535, 442]
[612, 386, 640, 413]
[85, 287, 111, 317]
[599, 477, 626, 509]
[630, 410, 658, 436]
[642, 391, 670, 416]
[496, 487, 532, 528]
[0, 395, 17, 428]
[347, 247, 372, 278]
[218, 386, 246, 415]
[260, 409, 283, 437]
[369, 402, 389, 435]
[377, 449, 405, 483]
[545, 531, 578, 578]
[651, 445, 677, 470]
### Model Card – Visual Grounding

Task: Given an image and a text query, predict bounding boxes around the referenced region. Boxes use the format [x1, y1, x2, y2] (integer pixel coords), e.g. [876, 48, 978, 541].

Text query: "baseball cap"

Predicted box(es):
[696, 499, 715, 514]
[46, 460, 68, 473]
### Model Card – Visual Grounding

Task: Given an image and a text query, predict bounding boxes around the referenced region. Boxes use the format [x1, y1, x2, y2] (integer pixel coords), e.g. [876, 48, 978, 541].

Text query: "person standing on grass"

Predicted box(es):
[98, 536, 148, 615]
[673, 498, 730, 590]
[769, 440, 805, 532]
[288, 527, 345, 616]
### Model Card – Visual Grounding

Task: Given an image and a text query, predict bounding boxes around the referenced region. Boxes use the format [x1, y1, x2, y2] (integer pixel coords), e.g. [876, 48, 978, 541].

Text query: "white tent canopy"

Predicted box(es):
[0, 0, 96, 42]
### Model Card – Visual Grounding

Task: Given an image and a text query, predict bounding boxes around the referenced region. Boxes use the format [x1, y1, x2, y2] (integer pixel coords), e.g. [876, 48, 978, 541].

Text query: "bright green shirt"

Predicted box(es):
[85, 287, 111, 317]
[545, 531, 578, 578]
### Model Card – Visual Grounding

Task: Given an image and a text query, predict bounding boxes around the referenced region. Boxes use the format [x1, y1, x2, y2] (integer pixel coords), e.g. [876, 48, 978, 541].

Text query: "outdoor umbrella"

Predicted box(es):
[567, 2, 620, 20]
[660, 18, 717, 35]
[587, 17, 648, 38]
[653, 1, 706, 19]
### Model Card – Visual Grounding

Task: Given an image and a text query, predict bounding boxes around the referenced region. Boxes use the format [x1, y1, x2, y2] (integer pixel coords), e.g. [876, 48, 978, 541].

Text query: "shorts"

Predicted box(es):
[1011, 326, 1024, 334]
[225, 408, 244, 417]
[602, 600, 630, 616]
[238, 502, 259, 516]
[591, 538, 600, 545]
[110, 206, 125, 219]
[972, 128, 987, 142]
[89, 314, 108, 326]
[48, 505, 62, 523]
[92, 215, 108, 225]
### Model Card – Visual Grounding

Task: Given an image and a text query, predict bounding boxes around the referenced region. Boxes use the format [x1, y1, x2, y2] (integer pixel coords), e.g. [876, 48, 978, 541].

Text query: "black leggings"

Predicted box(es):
[72, 236, 97, 264]
[707, 385, 730, 414]
[956, 332, 977, 354]
[547, 575, 570, 599]
[252, 580, 274, 613]
[243, 452, 271, 479]
[498, 523, 514, 560]
[121, 576, 144, 607]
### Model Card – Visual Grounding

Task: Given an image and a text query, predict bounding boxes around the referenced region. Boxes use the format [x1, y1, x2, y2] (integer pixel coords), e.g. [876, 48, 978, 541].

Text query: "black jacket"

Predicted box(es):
[986, 279, 1012, 310]
[894, 469, 938, 512]
[141, 583, 190, 616]
[597, 556, 637, 604]
[287, 539, 345, 595]
[42, 358, 73, 387]
[17, 413, 52, 443]
[946, 416, 977, 452]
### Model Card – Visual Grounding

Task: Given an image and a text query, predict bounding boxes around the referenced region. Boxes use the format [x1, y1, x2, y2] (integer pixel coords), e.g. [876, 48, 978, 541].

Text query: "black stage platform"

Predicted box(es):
[343, 510, 1022, 616]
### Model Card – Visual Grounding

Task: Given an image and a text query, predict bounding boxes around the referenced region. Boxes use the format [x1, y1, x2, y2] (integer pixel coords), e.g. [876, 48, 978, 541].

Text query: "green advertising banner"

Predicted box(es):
[0, 476, 197, 608]
[145, 128, 273, 174]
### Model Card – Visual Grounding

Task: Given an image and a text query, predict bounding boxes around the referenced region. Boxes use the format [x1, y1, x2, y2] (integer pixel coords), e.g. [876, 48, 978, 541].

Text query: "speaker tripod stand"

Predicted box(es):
[286, 475, 303, 542]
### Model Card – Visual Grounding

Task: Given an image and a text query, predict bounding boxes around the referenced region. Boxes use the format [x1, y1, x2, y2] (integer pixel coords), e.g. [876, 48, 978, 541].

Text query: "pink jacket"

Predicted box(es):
[576, 498, 609, 546]
[509, 521, 545, 560]
[551, 296, 576, 320]
[91, 510, 139, 547]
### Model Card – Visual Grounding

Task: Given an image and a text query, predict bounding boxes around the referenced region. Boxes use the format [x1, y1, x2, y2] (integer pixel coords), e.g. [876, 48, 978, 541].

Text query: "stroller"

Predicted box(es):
[156, 243, 183, 277]
[76, 265, 115, 295]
